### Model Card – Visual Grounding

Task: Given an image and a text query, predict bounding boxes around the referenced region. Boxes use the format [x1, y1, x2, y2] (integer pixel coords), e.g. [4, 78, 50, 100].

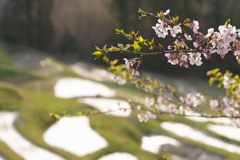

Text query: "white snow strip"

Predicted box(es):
[141, 135, 180, 153]
[186, 116, 232, 125]
[44, 116, 108, 157]
[98, 152, 138, 160]
[207, 124, 240, 142]
[161, 122, 240, 154]
[0, 111, 65, 160]
[185, 111, 232, 125]
[54, 77, 116, 98]
[80, 98, 132, 117]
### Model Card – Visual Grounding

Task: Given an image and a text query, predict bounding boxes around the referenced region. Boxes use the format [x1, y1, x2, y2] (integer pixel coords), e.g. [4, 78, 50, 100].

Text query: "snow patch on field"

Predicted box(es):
[141, 135, 180, 153]
[54, 77, 116, 98]
[207, 124, 240, 142]
[98, 152, 138, 160]
[80, 98, 132, 117]
[161, 122, 240, 154]
[0, 112, 64, 160]
[44, 116, 108, 157]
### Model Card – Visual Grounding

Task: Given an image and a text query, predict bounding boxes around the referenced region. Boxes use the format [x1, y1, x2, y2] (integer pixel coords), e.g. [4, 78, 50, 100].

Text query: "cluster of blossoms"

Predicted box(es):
[144, 93, 205, 119]
[99, 9, 240, 126]
[165, 51, 202, 68]
[223, 75, 236, 88]
[210, 97, 239, 117]
[152, 10, 202, 68]
[168, 104, 186, 116]
[179, 93, 205, 108]
[152, 9, 240, 68]
[235, 83, 240, 98]
[222, 74, 240, 99]
[205, 24, 239, 58]
[112, 75, 126, 85]
[145, 96, 170, 108]
[152, 19, 182, 38]
[137, 111, 156, 122]
[123, 58, 139, 76]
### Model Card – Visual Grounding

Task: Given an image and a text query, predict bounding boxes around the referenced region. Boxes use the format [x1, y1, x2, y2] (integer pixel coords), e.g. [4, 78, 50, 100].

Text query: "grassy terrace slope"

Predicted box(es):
[0, 42, 239, 160]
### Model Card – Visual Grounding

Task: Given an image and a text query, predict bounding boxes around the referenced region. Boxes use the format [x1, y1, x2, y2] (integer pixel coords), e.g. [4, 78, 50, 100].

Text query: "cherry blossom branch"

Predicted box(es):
[103, 48, 204, 56]
[92, 9, 240, 127]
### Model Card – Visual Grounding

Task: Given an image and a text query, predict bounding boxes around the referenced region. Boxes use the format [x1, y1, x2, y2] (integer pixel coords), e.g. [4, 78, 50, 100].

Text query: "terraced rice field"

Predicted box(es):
[0, 43, 239, 160]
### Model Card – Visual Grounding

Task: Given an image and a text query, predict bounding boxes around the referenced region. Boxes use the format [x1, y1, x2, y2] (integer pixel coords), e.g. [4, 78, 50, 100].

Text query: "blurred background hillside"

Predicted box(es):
[0, 0, 240, 77]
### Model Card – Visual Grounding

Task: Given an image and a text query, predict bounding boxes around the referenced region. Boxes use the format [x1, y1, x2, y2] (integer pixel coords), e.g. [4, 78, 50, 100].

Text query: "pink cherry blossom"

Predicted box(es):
[192, 20, 199, 33]
[170, 26, 182, 37]
[152, 19, 170, 38]
[180, 93, 205, 108]
[188, 52, 202, 66]
[163, 9, 170, 15]
[184, 34, 192, 40]
[146, 111, 156, 119]
[193, 42, 199, 48]
[223, 75, 236, 88]
[137, 114, 149, 122]
[206, 28, 214, 37]
[123, 58, 137, 69]
[210, 100, 219, 111]
[145, 97, 155, 107]
[113, 75, 126, 85]
[168, 103, 176, 115]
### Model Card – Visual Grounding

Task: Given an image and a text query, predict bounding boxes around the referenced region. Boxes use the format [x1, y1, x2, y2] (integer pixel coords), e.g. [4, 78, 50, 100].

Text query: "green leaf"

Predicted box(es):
[158, 44, 163, 48]
[116, 29, 124, 34]
[206, 70, 213, 76]
[183, 18, 191, 24]
[139, 36, 144, 43]
[157, 11, 164, 18]
[225, 19, 231, 26]
[124, 44, 131, 50]
[133, 41, 141, 52]
[92, 51, 103, 56]
[206, 68, 220, 76]
[149, 46, 154, 50]
[138, 8, 145, 14]
[103, 44, 107, 50]
[150, 38, 154, 45]
[103, 56, 109, 62]
[108, 46, 118, 51]
[234, 75, 239, 80]
[130, 31, 139, 37]
[213, 68, 220, 74]
[118, 43, 124, 49]
[216, 72, 222, 77]
[110, 59, 118, 65]
[154, 80, 159, 84]
[209, 77, 216, 86]
[95, 46, 102, 51]
[238, 60, 240, 64]
[172, 16, 179, 23]
[131, 31, 135, 36]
